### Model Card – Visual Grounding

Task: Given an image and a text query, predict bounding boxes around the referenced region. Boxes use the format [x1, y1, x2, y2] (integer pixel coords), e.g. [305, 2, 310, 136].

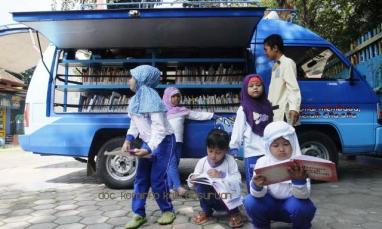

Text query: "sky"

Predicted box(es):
[0, 0, 52, 26]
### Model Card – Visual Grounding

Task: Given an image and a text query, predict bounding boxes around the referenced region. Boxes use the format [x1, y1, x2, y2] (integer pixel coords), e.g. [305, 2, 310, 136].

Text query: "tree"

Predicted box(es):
[19, 67, 36, 87]
[293, 0, 382, 51]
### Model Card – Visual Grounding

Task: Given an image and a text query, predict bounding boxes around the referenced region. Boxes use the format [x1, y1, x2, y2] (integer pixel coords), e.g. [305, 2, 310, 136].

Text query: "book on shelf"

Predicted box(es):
[255, 154, 338, 185]
[174, 64, 243, 85]
[82, 67, 130, 85]
[109, 91, 121, 111]
[187, 173, 242, 210]
[78, 92, 130, 113]
[181, 93, 240, 113]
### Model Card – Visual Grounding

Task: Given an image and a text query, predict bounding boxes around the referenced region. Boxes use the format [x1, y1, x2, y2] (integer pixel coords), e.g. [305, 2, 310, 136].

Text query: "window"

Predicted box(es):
[284, 47, 349, 80]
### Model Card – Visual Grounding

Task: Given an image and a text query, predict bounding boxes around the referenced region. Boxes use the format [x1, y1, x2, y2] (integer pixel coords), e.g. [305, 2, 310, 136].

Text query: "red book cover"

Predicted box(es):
[254, 155, 337, 185]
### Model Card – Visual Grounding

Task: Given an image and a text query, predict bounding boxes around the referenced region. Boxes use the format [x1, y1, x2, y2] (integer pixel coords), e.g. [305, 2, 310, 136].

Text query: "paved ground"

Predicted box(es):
[1, 146, 382, 229]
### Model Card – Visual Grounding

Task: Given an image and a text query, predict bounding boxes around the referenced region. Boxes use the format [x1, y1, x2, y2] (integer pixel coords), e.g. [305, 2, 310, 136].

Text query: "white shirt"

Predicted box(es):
[268, 55, 301, 122]
[229, 106, 266, 158]
[127, 112, 173, 152]
[187, 155, 241, 191]
[249, 156, 311, 200]
[168, 111, 213, 142]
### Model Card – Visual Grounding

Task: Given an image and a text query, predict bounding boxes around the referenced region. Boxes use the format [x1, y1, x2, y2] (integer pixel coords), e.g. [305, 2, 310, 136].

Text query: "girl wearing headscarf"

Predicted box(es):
[162, 87, 215, 196]
[243, 121, 316, 229]
[229, 74, 273, 192]
[122, 65, 176, 228]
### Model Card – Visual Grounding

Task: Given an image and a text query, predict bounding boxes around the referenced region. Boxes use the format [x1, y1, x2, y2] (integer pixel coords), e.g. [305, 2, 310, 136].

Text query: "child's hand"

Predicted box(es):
[253, 174, 266, 187]
[288, 163, 307, 180]
[207, 169, 221, 178]
[121, 141, 131, 154]
[134, 149, 151, 158]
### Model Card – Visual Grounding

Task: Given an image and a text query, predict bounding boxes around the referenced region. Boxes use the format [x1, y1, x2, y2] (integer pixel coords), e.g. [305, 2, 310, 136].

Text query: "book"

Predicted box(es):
[255, 154, 338, 185]
[187, 173, 242, 210]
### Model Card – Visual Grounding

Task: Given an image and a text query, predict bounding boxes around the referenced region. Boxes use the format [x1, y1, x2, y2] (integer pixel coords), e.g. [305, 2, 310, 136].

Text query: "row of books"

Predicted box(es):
[181, 93, 240, 113]
[174, 64, 244, 84]
[79, 91, 130, 112]
[82, 67, 131, 84]
[76, 92, 240, 113]
[74, 64, 244, 85]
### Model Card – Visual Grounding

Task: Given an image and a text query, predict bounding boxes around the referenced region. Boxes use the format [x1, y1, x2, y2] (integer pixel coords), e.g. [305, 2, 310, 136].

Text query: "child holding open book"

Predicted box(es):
[243, 121, 316, 229]
[188, 129, 243, 228]
[162, 87, 216, 196]
[229, 74, 273, 192]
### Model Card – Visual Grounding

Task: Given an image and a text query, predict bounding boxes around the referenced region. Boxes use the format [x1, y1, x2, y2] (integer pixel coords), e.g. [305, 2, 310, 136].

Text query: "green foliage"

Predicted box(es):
[19, 67, 36, 87]
[290, 0, 381, 51]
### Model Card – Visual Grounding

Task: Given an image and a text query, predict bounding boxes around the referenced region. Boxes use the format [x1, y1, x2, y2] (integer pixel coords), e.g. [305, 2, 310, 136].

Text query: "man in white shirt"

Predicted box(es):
[264, 34, 301, 126]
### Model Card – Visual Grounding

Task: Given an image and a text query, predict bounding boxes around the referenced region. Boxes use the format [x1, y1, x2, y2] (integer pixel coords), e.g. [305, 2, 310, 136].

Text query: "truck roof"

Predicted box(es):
[253, 19, 328, 45]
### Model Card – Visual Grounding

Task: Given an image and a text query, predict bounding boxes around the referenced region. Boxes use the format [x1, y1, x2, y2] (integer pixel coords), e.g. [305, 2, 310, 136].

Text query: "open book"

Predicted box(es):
[255, 155, 338, 185]
[187, 173, 242, 210]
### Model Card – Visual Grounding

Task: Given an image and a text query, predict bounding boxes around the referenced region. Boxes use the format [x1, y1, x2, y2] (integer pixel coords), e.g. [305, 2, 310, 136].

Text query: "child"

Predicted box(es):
[264, 34, 301, 126]
[188, 129, 243, 228]
[162, 87, 215, 196]
[243, 121, 316, 229]
[229, 74, 273, 192]
[122, 65, 176, 228]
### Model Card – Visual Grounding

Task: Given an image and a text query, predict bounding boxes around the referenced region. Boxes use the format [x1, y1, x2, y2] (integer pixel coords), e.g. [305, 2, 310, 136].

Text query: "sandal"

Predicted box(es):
[228, 213, 243, 228]
[191, 211, 210, 225]
[125, 214, 147, 229]
[157, 211, 176, 225]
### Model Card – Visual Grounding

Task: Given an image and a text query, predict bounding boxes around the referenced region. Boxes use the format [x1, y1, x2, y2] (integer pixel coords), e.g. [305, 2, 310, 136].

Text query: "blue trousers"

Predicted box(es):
[243, 193, 316, 229]
[244, 155, 262, 193]
[132, 134, 175, 217]
[195, 184, 240, 215]
[167, 142, 183, 190]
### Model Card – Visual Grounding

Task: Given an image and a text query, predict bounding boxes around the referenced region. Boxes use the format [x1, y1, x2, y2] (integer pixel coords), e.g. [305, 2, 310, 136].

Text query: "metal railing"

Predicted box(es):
[80, 1, 261, 9]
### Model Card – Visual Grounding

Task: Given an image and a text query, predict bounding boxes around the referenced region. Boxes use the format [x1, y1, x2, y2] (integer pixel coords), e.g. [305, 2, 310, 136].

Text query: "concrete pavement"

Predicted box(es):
[1, 147, 382, 228]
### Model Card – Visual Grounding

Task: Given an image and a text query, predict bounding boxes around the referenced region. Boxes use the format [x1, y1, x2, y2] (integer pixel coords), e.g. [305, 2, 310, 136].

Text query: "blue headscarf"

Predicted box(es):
[128, 65, 167, 115]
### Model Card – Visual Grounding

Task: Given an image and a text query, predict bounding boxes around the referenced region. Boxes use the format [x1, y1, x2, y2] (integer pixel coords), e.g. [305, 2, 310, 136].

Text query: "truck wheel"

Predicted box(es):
[96, 137, 138, 189]
[298, 131, 339, 165]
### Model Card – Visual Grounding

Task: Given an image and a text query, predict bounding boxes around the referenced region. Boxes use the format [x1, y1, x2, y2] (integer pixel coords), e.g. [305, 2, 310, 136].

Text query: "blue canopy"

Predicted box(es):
[12, 8, 265, 49]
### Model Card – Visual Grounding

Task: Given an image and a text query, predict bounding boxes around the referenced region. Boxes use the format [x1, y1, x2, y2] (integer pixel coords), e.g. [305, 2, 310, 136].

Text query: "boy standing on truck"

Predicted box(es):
[264, 34, 301, 126]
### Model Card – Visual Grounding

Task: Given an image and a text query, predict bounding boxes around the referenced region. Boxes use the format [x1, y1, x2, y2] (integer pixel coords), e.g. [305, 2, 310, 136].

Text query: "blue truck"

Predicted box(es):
[12, 6, 382, 188]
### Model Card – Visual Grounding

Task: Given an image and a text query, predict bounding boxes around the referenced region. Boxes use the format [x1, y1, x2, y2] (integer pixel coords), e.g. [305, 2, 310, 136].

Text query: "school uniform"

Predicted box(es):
[268, 55, 301, 122]
[125, 65, 176, 220]
[188, 155, 241, 215]
[162, 87, 213, 191]
[243, 121, 316, 229]
[167, 110, 213, 189]
[229, 74, 273, 194]
[229, 106, 267, 192]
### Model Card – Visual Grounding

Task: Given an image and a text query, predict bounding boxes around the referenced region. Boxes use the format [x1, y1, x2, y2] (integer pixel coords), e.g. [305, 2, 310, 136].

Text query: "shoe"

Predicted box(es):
[157, 211, 176, 225]
[125, 214, 147, 229]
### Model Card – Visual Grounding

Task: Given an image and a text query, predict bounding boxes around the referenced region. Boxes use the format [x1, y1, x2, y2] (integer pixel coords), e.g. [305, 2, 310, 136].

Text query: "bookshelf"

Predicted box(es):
[53, 48, 248, 114]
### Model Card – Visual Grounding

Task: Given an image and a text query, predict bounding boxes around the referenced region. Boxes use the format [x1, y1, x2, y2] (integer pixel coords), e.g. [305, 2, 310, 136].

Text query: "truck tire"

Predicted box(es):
[298, 131, 339, 165]
[96, 137, 138, 189]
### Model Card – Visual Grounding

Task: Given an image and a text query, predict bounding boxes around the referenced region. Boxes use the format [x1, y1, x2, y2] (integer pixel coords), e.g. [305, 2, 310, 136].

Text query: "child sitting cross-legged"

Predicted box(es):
[188, 129, 244, 228]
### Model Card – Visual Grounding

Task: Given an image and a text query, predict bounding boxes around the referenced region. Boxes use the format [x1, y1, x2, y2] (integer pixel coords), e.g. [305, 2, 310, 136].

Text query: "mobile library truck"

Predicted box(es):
[13, 5, 382, 188]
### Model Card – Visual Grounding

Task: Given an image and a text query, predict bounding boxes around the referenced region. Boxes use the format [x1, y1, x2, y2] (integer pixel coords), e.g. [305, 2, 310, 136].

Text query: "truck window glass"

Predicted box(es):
[284, 47, 349, 80]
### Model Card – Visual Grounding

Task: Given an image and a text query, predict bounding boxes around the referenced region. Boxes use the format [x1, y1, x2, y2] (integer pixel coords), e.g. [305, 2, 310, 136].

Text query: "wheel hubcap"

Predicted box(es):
[105, 148, 137, 181]
[301, 141, 330, 160]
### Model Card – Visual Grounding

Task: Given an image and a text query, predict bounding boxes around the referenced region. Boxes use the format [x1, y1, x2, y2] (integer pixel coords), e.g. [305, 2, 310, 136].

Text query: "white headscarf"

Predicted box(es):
[262, 121, 302, 163]
[256, 121, 302, 185]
